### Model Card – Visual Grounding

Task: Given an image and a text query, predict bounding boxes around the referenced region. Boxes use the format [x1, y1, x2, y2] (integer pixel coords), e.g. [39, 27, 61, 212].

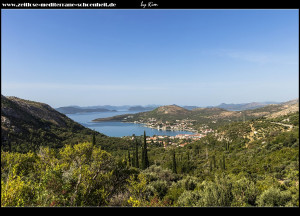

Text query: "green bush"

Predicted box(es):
[231, 177, 259, 206]
[146, 180, 168, 200]
[177, 176, 199, 191]
[177, 190, 201, 207]
[256, 187, 292, 207]
[197, 174, 233, 207]
[164, 183, 185, 205]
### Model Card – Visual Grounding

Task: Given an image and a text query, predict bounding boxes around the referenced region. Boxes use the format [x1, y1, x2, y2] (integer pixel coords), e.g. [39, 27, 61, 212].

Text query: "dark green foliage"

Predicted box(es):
[141, 131, 149, 170]
[221, 154, 226, 170]
[172, 150, 177, 174]
[92, 131, 96, 146]
[127, 150, 131, 166]
[1, 96, 299, 207]
[135, 139, 139, 168]
[1, 95, 137, 154]
[256, 187, 292, 206]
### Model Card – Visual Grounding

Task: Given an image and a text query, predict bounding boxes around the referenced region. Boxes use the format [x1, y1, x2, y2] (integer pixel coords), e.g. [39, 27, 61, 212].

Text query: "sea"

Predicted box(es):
[66, 111, 194, 137]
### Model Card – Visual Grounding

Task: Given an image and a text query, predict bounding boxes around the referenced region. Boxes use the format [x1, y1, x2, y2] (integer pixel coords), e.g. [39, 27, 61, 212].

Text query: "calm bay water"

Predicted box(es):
[66, 111, 194, 137]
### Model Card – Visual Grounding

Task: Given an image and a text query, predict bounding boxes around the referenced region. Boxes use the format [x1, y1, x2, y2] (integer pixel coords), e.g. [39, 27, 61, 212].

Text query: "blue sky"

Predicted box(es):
[1, 9, 299, 107]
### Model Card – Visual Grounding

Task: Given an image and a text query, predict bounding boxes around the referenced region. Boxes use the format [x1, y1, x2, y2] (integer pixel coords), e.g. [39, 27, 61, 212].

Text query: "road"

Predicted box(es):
[271, 122, 294, 129]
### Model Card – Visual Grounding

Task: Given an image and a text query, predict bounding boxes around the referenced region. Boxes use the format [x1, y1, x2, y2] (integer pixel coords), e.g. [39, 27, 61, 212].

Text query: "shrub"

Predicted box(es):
[177, 176, 199, 191]
[146, 180, 168, 200]
[142, 165, 178, 184]
[164, 183, 185, 205]
[256, 187, 292, 207]
[231, 177, 259, 206]
[177, 190, 201, 207]
[1, 167, 35, 207]
[197, 174, 233, 207]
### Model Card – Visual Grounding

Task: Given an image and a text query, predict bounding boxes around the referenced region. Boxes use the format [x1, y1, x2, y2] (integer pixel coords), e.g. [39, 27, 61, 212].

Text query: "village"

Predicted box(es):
[132, 117, 199, 133]
[126, 117, 214, 148]
[144, 129, 213, 148]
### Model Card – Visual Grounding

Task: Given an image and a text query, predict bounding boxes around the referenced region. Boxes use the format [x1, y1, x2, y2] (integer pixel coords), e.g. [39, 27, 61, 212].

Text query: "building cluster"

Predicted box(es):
[175, 133, 203, 139]
[128, 117, 215, 148]
[143, 130, 214, 148]
[133, 118, 198, 133]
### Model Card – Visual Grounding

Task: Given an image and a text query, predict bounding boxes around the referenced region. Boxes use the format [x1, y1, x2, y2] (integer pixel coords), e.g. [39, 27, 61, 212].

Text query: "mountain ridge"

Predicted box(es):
[214, 101, 281, 111]
[56, 105, 158, 114]
[93, 99, 299, 130]
[55, 99, 296, 114]
[1, 95, 107, 152]
[56, 106, 117, 114]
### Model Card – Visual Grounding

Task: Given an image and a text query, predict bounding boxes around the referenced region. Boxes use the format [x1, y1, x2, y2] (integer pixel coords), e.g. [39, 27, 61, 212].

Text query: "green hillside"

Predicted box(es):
[1, 95, 131, 153]
[1, 96, 299, 207]
[93, 100, 299, 130]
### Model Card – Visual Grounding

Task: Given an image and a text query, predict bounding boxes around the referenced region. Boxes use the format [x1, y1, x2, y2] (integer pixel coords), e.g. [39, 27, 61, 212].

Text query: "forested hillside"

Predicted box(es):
[1, 95, 131, 152]
[1, 96, 299, 207]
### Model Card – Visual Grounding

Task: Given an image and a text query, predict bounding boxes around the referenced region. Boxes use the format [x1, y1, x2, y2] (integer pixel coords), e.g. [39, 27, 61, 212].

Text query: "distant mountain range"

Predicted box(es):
[128, 105, 158, 111]
[56, 101, 284, 114]
[55, 105, 159, 114]
[55, 106, 118, 114]
[92, 99, 299, 130]
[213, 101, 281, 111]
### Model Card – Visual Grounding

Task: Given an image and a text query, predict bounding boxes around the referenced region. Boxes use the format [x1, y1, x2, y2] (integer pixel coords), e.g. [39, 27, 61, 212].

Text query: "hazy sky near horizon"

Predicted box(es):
[2, 9, 299, 108]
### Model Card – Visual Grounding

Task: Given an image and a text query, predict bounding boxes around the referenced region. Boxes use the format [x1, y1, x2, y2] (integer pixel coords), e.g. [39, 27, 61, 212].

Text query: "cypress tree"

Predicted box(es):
[141, 136, 145, 168]
[224, 141, 230, 151]
[132, 145, 136, 167]
[135, 139, 139, 168]
[92, 131, 96, 147]
[172, 150, 177, 174]
[143, 131, 147, 148]
[145, 147, 149, 168]
[220, 154, 226, 170]
[212, 155, 216, 169]
[128, 150, 131, 166]
[141, 131, 149, 169]
[209, 160, 213, 172]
